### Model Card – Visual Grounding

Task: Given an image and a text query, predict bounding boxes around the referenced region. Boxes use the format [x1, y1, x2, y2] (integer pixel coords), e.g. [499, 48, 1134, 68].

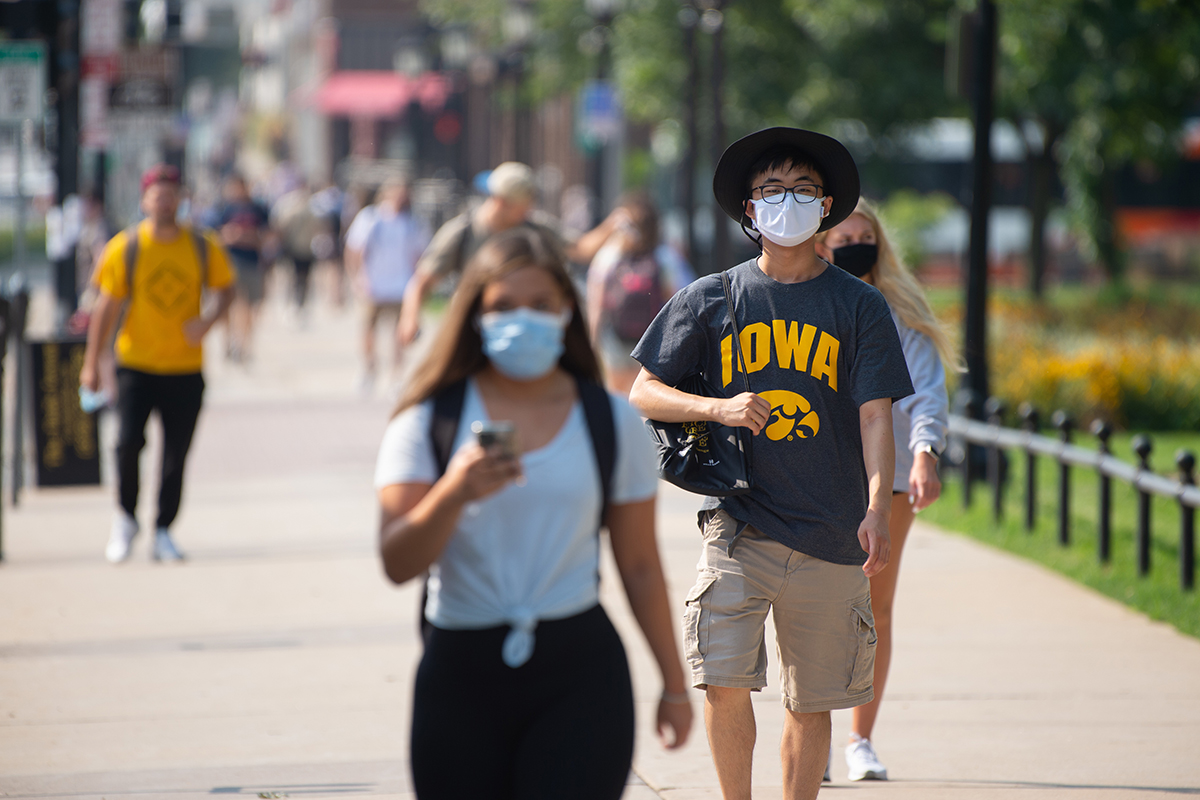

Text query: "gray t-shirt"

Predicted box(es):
[416, 210, 564, 280]
[632, 259, 914, 565]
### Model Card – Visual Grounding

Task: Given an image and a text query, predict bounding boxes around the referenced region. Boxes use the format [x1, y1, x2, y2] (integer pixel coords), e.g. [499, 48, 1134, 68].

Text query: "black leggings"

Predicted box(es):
[411, 604, 635, 800]
[116, 368, 205, 529]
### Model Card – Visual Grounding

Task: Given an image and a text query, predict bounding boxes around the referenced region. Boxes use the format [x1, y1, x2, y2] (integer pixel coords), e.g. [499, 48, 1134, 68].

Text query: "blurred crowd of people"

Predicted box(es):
[76, 156, 697, 402]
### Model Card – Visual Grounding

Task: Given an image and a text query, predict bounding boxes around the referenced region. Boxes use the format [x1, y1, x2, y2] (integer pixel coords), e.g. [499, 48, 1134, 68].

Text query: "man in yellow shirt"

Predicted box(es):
[80, 164, 236, 563]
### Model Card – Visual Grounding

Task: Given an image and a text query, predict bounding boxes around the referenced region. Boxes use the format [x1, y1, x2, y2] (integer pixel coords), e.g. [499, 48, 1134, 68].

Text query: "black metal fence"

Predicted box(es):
[948, 402, 1198, 591]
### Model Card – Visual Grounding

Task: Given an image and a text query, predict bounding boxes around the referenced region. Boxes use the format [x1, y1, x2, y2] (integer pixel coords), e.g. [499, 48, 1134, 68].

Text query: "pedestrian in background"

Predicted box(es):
[376, 226, 692, 799]
[629, 128, 913, 800]
[344, 177, 431, 396]
[815, 198, 956, 782]
[80, 164, 236, 563]
[216, 174, 271, 362]
[270, 183, 321, 324]
[397, 162, 566, 346]
[580, 191, 695, 394]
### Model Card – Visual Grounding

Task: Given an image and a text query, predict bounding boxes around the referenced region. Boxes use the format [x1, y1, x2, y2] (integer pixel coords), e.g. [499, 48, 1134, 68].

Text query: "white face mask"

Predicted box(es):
[750, 195, 826, 247]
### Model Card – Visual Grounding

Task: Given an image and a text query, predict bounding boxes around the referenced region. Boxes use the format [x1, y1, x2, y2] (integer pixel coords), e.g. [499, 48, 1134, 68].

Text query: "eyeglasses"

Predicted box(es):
[750, 184, 824, 204]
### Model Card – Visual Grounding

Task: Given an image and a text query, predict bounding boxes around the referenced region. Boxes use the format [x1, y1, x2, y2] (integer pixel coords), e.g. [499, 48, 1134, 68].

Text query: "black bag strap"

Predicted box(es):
[123, 223, 210, 295]
[721, 270, 752, 394]
[430, 379, 468, 475]
[574, 375, 615, 522]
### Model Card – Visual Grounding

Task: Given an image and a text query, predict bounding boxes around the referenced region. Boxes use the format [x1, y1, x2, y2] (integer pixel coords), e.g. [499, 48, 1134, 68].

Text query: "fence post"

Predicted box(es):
[1092, 420, 1113, 564]
[985, 397, 1006, 521]
[1132, 435, 1153, 577]
[1052, 410, 1073, 546]
[1177, 450, 1195, 591]
[1020, 403, 1038, 531]
[9, 282, 28, 507]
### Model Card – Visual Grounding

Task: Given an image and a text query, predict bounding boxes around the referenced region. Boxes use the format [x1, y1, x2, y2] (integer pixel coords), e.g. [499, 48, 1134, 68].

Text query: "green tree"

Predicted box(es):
[997, 0, 1200, 286]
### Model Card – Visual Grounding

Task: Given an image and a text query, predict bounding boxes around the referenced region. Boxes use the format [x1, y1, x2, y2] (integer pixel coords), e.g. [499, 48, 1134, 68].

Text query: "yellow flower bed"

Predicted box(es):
[988, 312, 1200, 430]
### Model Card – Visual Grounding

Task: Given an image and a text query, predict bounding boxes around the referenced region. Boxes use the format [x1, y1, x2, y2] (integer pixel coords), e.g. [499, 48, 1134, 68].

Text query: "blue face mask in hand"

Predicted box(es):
[479, 307, 571, 380]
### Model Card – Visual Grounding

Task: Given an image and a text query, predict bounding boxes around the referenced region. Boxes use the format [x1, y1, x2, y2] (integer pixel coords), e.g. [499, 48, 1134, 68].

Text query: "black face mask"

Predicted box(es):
[832, 243, 878, 278]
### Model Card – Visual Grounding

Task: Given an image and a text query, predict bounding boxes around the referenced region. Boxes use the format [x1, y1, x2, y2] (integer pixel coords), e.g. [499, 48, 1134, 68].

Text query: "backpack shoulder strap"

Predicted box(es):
[721, 270, 752, 394]
[453, 215, 473, 274]
[575, 376, 616, 526]
[188, 227, 209, 287]
[430, 379, 468, 476]
[122, 224, 141, 296]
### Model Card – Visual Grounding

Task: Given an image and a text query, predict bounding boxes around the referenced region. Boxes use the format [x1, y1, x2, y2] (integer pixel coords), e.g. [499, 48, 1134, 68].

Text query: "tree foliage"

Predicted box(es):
[421, 0, 1200, 281]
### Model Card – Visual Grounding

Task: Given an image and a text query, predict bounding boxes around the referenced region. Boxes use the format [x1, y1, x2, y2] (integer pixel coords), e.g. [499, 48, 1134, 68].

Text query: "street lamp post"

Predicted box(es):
[678, 3, 699, 266]
[584, 0, 621, 225]
[504, 0, 535, 165]
[440, 26, 475, 181]
[699, 1, 728, 272]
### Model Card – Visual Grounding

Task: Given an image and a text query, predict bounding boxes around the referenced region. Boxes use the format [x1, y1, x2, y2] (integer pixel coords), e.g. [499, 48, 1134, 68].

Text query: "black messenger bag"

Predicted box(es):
[644, 270, 754, 497]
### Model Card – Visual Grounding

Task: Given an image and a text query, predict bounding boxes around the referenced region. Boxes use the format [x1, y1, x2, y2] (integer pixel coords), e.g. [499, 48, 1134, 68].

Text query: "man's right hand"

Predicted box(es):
[715, 392, 771, 435]
[79, 362, 100, 393]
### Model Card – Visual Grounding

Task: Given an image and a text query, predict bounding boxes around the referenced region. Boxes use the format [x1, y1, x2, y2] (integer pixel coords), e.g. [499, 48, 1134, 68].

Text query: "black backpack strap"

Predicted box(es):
[123, 225, 141, 296]
[431, 378, 468, 476]
[421, 378, 468, 647]
[189, 227, 209, 287]
[453, 215, 473, 275]
[575, 376, 616, 527]
[124, 224, 210, 294]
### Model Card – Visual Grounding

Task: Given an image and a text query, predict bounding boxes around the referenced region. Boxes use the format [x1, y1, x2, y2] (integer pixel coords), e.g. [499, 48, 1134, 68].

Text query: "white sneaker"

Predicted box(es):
[846, 734, 887, 781]
[152, 528, 186, 562]
[105, 513, 139, 563]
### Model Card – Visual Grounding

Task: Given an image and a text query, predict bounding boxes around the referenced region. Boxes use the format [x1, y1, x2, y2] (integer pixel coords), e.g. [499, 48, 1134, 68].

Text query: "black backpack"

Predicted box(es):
[602, 250, 666, 341]
[419, 375, 617, 641]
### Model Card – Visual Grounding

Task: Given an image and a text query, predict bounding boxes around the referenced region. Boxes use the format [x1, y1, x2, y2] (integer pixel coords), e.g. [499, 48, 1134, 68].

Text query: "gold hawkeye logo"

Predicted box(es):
[759, 390, 820, 442]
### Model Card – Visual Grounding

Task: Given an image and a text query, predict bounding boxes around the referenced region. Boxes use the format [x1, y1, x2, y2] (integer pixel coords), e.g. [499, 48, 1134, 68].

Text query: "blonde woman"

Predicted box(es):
[815, 198, 958, 782]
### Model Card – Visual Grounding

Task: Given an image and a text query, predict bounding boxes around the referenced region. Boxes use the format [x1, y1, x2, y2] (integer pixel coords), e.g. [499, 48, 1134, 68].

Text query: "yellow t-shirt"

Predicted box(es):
[94, 221, 235, 374]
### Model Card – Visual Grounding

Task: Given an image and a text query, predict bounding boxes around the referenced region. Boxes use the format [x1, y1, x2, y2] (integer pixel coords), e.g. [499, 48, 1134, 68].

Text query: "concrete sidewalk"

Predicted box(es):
[2, 284, 1199, 799]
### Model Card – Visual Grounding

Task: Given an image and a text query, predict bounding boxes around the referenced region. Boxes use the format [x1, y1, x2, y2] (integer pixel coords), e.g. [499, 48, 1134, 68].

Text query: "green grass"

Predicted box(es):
[922, 431, 1200, 640]
[0, 226, 47, 264]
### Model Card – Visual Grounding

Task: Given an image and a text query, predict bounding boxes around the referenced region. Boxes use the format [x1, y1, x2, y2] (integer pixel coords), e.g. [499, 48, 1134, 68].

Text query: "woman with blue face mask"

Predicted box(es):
[375, 227, 692, 799]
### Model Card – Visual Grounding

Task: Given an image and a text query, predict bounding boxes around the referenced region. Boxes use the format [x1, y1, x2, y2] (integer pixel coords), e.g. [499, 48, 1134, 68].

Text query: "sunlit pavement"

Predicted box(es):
[2, 275, 1199, 799]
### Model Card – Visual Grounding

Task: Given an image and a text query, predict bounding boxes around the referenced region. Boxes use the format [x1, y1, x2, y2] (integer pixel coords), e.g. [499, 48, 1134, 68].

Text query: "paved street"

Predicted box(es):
[2, 279, 1199, 799]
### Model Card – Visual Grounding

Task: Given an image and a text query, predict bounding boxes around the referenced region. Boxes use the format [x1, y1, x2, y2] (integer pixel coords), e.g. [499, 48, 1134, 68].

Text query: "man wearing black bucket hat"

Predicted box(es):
[630, 128, 913, 798]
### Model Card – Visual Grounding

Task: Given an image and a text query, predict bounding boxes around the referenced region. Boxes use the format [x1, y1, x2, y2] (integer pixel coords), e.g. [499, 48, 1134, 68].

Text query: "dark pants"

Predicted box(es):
[116, 368, 205, 529]
[411, 604, 635, 800]
[292, 257, 314, 308]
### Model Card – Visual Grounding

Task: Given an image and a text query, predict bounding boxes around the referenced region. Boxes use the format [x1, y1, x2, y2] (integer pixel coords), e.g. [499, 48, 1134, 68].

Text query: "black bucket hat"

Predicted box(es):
[712, 127, 860, 234]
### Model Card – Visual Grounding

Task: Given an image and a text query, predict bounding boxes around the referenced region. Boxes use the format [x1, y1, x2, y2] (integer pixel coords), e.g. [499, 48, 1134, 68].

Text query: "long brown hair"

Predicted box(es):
[819, 198, 962, 371]
[395, 227, 603, 415]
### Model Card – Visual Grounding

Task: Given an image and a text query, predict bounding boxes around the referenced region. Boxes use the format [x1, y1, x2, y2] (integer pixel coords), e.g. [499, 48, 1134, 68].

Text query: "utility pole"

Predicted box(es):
[678, 3, 698, 266]
[51, 0, 82, 324]
[706, 1, 728, 273]
[963, 0, 996, 416]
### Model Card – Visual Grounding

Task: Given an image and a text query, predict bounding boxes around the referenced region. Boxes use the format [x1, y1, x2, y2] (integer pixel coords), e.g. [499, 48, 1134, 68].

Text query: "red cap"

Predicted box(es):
[140, 164, 181, 193]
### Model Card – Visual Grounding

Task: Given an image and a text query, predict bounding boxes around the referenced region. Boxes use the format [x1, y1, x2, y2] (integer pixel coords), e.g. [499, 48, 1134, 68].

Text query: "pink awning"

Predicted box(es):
[312, 71, 452, 118]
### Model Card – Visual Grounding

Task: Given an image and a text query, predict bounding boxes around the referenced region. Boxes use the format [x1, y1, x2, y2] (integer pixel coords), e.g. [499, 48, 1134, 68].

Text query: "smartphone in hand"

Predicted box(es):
[471, 420, 518, 459]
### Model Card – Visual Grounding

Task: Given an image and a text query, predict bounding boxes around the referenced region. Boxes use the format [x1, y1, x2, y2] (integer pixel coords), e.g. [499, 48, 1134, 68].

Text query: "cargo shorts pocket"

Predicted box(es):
[683, 569, 721, 667]
[846, 597, 878, 695]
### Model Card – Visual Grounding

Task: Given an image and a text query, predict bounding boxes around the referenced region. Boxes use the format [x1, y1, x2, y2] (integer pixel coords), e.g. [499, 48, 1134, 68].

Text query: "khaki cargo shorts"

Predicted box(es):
[683, 509, 877, 713]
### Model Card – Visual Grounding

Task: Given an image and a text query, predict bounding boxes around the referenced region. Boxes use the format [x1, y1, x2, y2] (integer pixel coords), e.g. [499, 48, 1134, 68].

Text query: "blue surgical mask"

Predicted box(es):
[479, 307, 571, 380]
